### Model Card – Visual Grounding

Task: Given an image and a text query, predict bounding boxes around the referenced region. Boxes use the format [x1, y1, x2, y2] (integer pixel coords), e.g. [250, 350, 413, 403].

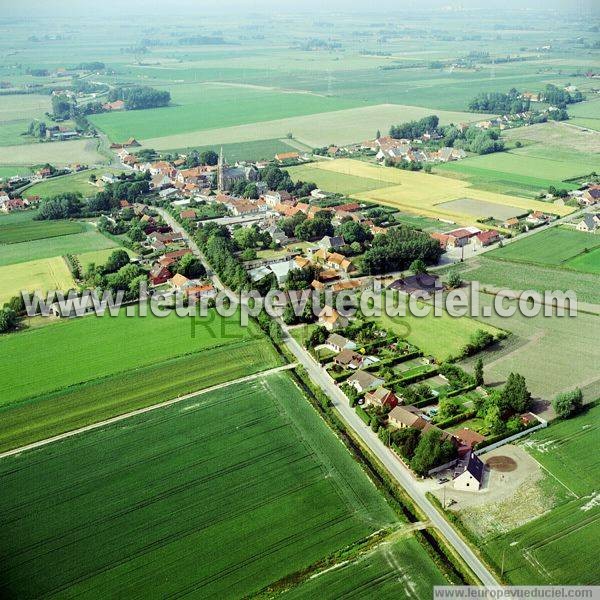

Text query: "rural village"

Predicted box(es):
[0, 4, 598, 598]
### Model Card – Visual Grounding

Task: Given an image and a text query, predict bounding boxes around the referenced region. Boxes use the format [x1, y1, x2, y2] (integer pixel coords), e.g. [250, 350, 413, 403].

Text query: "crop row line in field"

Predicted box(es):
[0, 363, 296, 461]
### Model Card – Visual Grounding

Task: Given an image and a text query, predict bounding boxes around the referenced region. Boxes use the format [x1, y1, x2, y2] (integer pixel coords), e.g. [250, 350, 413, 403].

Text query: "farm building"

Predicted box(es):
[453, 451, 485, 491]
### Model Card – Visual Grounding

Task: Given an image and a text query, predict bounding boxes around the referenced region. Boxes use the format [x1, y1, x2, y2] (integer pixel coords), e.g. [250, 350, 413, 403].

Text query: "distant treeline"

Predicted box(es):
[108, 86, 171, 110]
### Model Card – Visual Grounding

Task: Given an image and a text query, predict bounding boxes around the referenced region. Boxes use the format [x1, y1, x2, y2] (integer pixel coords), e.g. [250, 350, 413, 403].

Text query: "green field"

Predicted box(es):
[458, 293, 600, 402]
[288, 162, 386, 195]
[76, 246, 135, 269]
[489, 227, 600, 269]
[566, 248, 600, 274]
[0, 165, 32, 179]
[0, 138, 105, 167]
[457, 257, 600, 306]
[0, 256, 75, 305]
[0, 229, 117, 266]
[171, 137, 310, 162]
[480, 404, 600, 585]
[89, 84, 362, 142]
[0, 211, 86, 244]
[435, 147, 593, 197]
[374, 297, 502, 361]
[0, 372, 400, 598]
[0, 335, 281, 452]
[25, 169, 114, 199]
[140, 102, 492, 151]
[280, 536, 447, 599]
[0, 308, 262, 407]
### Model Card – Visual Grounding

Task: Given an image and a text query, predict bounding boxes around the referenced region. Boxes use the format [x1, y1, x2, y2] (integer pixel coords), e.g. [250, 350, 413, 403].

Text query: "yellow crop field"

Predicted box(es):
[0, 257, 75, 304]
[309, 159, 574, 226]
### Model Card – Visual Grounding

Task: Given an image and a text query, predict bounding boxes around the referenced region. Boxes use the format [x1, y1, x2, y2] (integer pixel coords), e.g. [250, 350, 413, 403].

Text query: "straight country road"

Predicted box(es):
[282, 329, 500, 587]
[161, 206, 500, 586]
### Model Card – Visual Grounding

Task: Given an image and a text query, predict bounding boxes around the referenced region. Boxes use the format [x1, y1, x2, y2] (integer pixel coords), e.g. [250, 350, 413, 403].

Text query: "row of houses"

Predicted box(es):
[363, 136, 467, 165]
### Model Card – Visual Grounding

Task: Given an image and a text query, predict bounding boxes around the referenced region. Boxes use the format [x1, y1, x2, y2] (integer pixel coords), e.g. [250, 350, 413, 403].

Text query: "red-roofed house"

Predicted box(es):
[473, 230, 500, 248]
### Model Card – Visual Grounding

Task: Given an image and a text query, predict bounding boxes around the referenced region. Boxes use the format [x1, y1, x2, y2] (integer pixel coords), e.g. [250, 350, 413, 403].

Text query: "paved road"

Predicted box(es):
[0, 363, 296, 460]
[160, 207, 499, 586]
[282, 330, 499, 587]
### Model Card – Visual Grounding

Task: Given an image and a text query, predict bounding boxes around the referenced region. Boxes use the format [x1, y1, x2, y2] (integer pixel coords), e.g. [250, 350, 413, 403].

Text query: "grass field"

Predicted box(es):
[76, 246, 136, 269]
[280, 536, 447, 599]
[0, 371, 400, 598]
[433, 145, 594, 197]
[0, 256, 74, 305]
[373, 297, 502, 361]
[0, 138, 105, 166]
[170, 137, 309, 163]
[503, 121, 600, 154]
[0, 335, 282, 452]
[480, 404, 600, 585]
[289, 162, 385, 195]
[25, 169, 116, 199]
[0, 165, 32, 179]
[0, 94, 50, 147]
[0, 308, 263, 407]
[0, 228, 117, 266]
[458, 293, 600, 402]
[290, 159, 573, 226]
[89, 84, 362, 142]
[0, 211, 86, 244]
[567, 99, 600, 131]
[489, 227, 600, 269]
[139, 104, 491, 150]
[565, 248, 600, 274]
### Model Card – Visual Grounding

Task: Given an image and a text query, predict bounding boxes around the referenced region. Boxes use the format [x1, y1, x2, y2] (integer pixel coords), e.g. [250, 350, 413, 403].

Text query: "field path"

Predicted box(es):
[0, 363, 296, 460]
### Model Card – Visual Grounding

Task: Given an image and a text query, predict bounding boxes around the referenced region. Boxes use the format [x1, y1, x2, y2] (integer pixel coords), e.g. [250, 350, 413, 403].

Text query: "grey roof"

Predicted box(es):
[327, 333, 350, 348]
[458, 451, 485, 482]
[347, 370, 381, 389]
[319, 235, 345, 249]
[581, 214, 598, 230]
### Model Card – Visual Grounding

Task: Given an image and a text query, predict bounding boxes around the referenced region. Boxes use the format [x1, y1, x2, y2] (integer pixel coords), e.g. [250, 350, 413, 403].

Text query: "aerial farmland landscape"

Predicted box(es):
[0, 0, 598, 598]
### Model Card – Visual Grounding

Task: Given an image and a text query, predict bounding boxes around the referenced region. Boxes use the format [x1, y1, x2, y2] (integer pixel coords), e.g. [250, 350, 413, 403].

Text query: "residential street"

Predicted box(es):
[281, 329, 500, 587]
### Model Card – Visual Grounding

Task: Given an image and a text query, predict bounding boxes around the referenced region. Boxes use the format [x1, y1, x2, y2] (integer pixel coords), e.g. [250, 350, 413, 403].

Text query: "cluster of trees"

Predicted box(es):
[388, 427, 457, 476]
[196, 223, 249, 291]
[476, 372, 532, 435]
[279, 210, 334, 241]
[232, 224, 273, 259]
[83, 250, 147, 299]
[36, 192, 83, 220]
[75, 62, 105, 71]
[107, 86, 170, 110]
[27, 120, 47, 138]
[295, 210, 334, 241]
[229, 180, 260, 199]
[543, 84, 583, 107]
[552, 388, 583, 420]
[360, 226, 443, 274]
[0, 306, 19, 333]
[51, 94, 74, 120]
[468, 88, 530, 114]
[88, 173, 150, 212]
[459, 329, 497, 358]
[259, 165, 317, 197]
[183, 150, 219, 168]
[453, 127, 505, 155]
[390, 115, 439, 140]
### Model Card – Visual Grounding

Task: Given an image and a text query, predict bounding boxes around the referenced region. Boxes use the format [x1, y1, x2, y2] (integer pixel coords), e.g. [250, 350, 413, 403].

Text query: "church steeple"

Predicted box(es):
[217, 146, 224, 192]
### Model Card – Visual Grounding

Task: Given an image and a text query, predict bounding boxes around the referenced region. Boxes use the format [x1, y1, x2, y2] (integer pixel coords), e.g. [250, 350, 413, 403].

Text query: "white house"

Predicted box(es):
[453, 452, 485, 491]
